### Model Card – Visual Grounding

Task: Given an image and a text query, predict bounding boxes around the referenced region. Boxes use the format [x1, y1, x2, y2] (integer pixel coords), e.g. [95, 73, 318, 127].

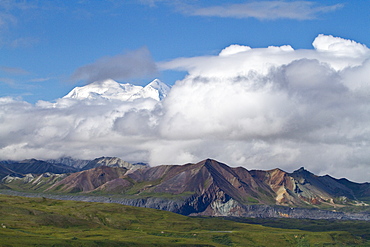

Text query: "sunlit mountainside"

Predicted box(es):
[1, 158, 369, 221]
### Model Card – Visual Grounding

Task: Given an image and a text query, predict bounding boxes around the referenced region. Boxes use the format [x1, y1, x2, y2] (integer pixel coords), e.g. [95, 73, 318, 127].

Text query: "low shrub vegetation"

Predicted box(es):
[0, 194, 368, 246]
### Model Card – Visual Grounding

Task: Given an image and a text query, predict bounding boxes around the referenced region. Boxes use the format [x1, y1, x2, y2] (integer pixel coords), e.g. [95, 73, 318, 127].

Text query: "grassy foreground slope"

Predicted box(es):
[0, 195, 368, 247]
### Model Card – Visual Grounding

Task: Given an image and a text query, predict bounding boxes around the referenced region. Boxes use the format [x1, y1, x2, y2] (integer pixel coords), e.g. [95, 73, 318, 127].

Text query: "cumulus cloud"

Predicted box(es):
[182, 1, 343, 20]
[156, 34, 370, 182]
[71, 47, 158, 84]
[159, 34, 368, 77]
[219, 44, 252, 56]
[313, 34, 369, 56]
[1, 34, 370, 182]
[0, 95, 160, 162]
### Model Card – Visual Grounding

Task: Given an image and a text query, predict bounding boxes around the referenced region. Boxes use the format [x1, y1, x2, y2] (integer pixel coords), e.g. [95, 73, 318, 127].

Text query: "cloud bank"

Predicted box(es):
[1, 34, 370, 182]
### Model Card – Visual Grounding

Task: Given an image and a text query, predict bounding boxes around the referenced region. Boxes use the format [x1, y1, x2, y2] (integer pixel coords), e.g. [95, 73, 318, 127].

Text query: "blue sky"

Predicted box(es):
[1, 1, 370, 182]
[0, 0, 369, 103]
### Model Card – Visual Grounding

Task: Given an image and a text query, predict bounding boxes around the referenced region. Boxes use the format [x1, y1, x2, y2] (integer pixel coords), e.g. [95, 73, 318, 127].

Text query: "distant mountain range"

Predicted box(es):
[1, 158, 369, 220]
[0, 157, 147, 178]
[0, 158, 79, 178]
[63, 79, 170, 101]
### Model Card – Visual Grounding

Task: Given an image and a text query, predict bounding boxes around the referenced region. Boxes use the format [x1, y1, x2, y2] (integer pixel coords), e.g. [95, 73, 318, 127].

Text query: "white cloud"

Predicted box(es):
[158, 34, 370, 182]
[138, 0, 169, 7]
[0, 96, 160, 162]
[1, 34, 370, 182]
[313, 34, 369, 56]
[0, 12, 16, 29]
[183, 1, 343, 20]
[28, 77, 52, 83]
[71, 47, 158, 84]
[0, 0, 38, 46]
[0, 66, 29, 75]
[159, 35, 368, 77]
[0, 77, 15, 85]
[9, 36, 39, 48]
[219, 44, 252, 56]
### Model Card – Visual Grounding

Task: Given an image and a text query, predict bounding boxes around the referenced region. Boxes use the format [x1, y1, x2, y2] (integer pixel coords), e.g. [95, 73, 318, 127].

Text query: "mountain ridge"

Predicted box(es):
[1, 158, 369, 220]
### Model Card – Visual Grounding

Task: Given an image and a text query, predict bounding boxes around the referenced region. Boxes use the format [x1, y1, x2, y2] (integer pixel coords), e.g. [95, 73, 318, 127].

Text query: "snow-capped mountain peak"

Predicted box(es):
[64, 79, 171, 102]
[128, 79, 171, 101]
[148, 79, 171, 98]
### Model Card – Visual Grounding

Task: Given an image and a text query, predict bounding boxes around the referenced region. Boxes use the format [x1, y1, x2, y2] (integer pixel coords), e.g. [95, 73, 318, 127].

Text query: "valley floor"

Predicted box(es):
[0, 194, 369, 246]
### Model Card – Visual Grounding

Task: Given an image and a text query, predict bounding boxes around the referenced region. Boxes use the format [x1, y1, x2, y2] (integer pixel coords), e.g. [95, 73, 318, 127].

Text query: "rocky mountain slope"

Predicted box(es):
[81, 157, 148, 171]
[47, 157, 90, 169]
[1, 158, 369, 220]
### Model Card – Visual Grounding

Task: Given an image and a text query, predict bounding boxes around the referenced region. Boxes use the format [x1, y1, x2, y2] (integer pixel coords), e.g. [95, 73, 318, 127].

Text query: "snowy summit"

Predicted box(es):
[64, 79, 171, 102]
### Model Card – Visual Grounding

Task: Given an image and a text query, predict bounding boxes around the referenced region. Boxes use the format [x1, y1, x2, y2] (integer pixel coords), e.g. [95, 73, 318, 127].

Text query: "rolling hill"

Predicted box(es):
[0, 194, 368, 246]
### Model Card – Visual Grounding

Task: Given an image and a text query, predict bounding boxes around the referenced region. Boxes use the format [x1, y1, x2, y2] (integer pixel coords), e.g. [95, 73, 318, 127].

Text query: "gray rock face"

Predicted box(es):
[0, 189, 369, 221]
[81, 157, 148, 171]
[47, 157, 90, 169]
